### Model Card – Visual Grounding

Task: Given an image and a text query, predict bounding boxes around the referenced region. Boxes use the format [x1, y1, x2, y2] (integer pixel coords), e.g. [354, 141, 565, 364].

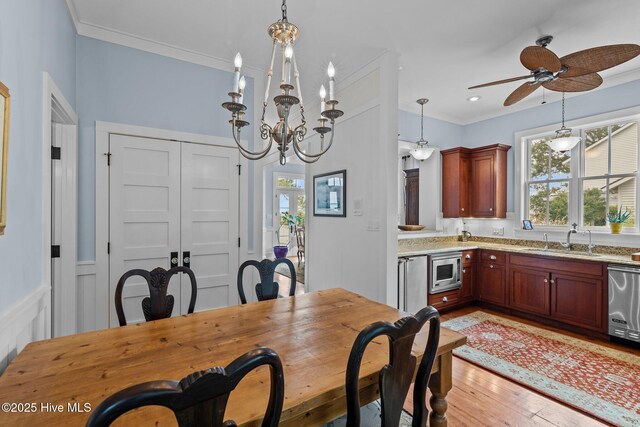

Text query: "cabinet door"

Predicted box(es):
[460, 263, 474, 301]
[405, 169, 419, 224]
[471, 154, 495, 217]
[459, 156, 471, 217]
[551, 273, 604, 331]
[478, 263, 505, 306]
[509, 267, 550, 316]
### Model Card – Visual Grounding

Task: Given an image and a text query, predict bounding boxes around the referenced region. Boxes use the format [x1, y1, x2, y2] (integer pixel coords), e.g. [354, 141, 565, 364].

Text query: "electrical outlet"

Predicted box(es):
[492, 227, 504, 236]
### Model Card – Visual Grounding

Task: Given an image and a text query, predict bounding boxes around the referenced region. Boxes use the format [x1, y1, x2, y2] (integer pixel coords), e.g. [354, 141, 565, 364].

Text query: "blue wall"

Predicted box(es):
[463, 79, 640, 210]
[75, 36, 254, 260]
[398, 110, 463, 148]
[0, 0, 76, 313]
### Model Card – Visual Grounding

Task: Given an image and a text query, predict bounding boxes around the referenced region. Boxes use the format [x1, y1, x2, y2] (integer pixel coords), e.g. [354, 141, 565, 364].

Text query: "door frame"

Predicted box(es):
[95, 122, 248, 329]
[42, 73, 78, 338]
[272, 172, 305, 254]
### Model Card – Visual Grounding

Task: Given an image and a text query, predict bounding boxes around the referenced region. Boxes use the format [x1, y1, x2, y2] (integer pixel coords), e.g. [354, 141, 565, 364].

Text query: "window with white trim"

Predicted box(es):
[523, 114, 639, 231]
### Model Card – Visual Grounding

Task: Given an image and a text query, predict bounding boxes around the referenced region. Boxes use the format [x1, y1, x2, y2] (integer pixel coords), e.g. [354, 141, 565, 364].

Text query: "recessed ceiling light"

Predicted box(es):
[467, 96, 481, 102]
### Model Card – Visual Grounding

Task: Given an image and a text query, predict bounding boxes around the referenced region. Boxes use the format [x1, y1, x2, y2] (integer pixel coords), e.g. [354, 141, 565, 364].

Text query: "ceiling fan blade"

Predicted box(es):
[468, 75, 532, 89]
[520, 46, 562, 72]
[560, 44, 640, 78]
[543, 73, 603, 92]
[504, 81, 541, 106]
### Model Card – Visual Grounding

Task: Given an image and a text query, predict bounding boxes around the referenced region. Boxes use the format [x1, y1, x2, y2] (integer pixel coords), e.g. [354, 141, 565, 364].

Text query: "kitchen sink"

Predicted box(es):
[520, 248, 602, 258]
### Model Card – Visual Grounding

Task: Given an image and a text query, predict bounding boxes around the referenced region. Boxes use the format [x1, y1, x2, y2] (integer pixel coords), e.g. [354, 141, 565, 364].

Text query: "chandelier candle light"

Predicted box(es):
[222, 0, 344, 165]
[547, 92, 581, 153]
[409, 98, 435, 161]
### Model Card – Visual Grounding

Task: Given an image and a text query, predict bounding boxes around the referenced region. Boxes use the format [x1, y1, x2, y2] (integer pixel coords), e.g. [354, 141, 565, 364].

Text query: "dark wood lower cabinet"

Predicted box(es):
[551, 273, 604, 331]
[460, 263, 475, 301]
[478, 263, 506, 306]
[508, 267, 551, 316]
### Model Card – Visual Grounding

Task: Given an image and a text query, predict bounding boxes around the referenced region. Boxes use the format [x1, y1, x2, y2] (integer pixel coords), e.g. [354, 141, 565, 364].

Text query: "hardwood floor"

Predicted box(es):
[406, 305, 637, 427]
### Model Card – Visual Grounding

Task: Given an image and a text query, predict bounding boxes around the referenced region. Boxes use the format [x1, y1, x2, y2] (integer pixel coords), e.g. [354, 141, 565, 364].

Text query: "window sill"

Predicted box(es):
[513, 228, 640, 247]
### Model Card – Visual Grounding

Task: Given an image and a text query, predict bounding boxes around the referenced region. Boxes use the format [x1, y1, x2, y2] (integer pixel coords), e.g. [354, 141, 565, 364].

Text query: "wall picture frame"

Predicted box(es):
[0, 81, 9, 236]
[522, 219, 533, 230]
[313, 170, 346, 217]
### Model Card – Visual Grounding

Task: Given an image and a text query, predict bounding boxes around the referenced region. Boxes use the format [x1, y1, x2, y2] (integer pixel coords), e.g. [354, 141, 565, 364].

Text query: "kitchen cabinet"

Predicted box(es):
[441, 144, 510, 218]
[440, 148, 471, 218]
[509, 266, 551, 316]
[405, 168, 419, 225]
[477, 250, 506, 306]
[551, 272, 604, 331]
[460, 250, 475, 302]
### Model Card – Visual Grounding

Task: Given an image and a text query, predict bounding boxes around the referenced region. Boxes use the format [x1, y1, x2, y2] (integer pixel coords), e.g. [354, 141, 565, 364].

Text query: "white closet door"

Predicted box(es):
[181, 143, 239, 311]
[109, 134, 181, 326]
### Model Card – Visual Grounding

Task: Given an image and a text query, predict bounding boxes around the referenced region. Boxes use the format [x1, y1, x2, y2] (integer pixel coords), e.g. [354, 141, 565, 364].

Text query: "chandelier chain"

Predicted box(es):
[561, 92, 565, 127]
[420, 102, 425, 141]
[281, 0, 287, 22]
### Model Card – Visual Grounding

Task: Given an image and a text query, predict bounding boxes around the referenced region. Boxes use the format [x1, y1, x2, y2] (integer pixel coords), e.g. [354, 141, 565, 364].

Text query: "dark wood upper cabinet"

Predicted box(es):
[441, 144, 511, 218]
[404, 168, 419, 225]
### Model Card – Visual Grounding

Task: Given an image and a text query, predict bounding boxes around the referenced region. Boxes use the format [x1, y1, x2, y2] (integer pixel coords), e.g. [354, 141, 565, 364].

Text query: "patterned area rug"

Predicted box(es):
[442, 312, 640, 427]
[275, 261, 304, 284]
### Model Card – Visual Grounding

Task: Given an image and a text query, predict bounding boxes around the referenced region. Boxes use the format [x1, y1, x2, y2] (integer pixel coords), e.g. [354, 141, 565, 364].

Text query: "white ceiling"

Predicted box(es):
[68, 0, 640, 124]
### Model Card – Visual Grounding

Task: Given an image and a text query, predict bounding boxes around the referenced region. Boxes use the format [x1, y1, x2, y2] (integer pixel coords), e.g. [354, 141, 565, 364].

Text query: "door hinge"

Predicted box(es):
[237, 164, 241, 175]
[104, 152, 112, 166]
[51, 146, 61, 160]
[107, 242, 111, 254]
[51, 245, 61, 258]
[238, 237, 241, 248]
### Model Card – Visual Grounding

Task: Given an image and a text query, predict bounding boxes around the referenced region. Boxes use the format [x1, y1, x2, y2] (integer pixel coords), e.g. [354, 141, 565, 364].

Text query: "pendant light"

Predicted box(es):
[409, 98, 434, 161]
[547, 92, 581, 153]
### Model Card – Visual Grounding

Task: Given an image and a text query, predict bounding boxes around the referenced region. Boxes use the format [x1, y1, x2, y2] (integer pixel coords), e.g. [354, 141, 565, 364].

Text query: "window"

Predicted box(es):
[526, 136, 571, 225]
[522, 113, 639, 231]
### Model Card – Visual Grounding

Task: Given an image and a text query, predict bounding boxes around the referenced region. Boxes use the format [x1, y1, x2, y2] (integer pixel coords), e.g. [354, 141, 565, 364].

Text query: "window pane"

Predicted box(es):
[609, 177, 636, 228]
[529, 138, 550, 181]
[549, 181, 569, 225]
[584, 125, 609, 177]
[611, 122, 638, 175]
[583, 179, 607, 226]
[550, 148, 571, 179]
[277, 178, 304, 189]
[529, 183, 548, 224]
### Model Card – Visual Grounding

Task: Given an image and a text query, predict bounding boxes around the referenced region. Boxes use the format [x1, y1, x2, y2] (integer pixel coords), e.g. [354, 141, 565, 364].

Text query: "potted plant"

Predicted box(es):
[273, 212, 302, 258]
[607, 206, 631, 234]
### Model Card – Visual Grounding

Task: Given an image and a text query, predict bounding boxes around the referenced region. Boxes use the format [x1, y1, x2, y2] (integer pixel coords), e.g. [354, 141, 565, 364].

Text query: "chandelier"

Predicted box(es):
[409, 98, 435, 160]
[547, 92, 581, 153]
[222, 0, 344, 165]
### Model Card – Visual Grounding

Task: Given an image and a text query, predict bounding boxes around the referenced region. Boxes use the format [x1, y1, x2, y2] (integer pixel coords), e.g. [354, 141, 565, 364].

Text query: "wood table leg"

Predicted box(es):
[428, 351, 453, 427]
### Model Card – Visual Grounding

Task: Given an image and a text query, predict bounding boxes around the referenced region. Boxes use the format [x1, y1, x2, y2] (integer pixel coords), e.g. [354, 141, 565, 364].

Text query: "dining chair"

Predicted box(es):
[86, 346, 285, 427]
[115, 266, 198, 326]
[237, 258, 297, 304]
[327, 306, 440, 427]
[295, 226, 305, 266]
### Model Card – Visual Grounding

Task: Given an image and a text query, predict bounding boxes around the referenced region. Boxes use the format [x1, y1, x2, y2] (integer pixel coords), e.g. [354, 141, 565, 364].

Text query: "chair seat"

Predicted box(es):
[324, 400, 414, 426]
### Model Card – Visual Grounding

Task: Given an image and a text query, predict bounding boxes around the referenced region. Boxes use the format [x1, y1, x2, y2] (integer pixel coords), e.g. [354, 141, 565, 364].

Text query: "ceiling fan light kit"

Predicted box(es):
[548, 92, 581, 153]
[409, 98, 435, 161]
[468, 35, 640, 106]
[222, 0, 343, 165]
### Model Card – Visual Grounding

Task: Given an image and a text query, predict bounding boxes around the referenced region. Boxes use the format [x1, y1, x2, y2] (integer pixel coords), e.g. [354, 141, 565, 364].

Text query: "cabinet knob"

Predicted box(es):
[489, 208, 493, 212]
[465, 254, 471, 259]
[550, 279, 555, 284]
[442, 296, 448, 302]
[544, 279, 548, 283]
[463, 268, 467, 273]
[489, 255, 497, 260]
[490, 265, 494, 269]
[461, 208, 465, 211]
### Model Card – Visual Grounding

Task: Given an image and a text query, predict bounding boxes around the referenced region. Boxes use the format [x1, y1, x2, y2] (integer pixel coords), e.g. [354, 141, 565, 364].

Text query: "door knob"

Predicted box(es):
[183, 251, 191, 268]
[170, 251, 179, 268]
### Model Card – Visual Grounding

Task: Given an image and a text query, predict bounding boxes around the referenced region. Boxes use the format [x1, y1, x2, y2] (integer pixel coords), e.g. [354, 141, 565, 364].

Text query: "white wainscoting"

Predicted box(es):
[76, 261, 101, 333]
[0, 284, 50, 374]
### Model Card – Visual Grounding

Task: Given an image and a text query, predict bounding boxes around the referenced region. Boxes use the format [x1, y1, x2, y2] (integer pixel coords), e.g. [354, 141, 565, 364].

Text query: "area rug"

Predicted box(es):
[275, 261, 304, 284]
[442, 312, 640, 427]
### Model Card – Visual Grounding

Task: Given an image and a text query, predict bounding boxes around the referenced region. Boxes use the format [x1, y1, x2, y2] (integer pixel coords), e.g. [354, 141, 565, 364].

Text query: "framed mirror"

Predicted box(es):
[0, 82, 9, 235]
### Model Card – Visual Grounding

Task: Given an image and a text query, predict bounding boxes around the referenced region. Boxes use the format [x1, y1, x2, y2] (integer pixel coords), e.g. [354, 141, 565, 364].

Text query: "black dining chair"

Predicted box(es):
[237, 258, 297, 304]
[115, 266, 198, 326]
[86, 346, 285, 427]
[327, 306, 440, 427]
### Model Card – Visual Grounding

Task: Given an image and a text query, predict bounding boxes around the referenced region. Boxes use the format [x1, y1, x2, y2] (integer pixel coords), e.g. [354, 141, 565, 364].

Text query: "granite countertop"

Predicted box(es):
[398, 240, 640, 268]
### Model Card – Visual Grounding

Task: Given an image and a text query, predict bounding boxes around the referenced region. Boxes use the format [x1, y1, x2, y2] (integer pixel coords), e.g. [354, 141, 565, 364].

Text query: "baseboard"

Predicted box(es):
[0, 284, 50, 374]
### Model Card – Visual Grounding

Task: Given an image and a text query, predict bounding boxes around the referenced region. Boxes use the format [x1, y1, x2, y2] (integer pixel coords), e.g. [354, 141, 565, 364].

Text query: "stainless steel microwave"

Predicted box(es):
[428, 252, 462, 294]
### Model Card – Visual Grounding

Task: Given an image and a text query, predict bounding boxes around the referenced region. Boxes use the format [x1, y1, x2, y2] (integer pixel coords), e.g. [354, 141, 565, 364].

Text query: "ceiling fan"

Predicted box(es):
[469, 36, 640, 106]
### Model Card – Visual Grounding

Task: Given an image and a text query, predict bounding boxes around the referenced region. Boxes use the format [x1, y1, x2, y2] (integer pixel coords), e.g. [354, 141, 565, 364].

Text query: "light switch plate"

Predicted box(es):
[492, 227, 504, 236]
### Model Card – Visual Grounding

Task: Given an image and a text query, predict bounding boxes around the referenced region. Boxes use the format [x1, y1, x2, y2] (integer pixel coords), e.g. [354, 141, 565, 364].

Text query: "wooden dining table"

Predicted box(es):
[0, 288, 466, 426]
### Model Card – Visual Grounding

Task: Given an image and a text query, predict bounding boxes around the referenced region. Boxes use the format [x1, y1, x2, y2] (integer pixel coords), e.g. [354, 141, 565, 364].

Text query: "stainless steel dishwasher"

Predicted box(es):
[608, 264, 640, 343]
[398, 256, 428, 314]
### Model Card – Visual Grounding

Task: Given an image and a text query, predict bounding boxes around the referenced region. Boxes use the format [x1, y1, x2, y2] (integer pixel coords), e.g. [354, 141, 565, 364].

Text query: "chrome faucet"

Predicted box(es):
[560, 223, 578, 251]
[583, 230, 596, 255]
[543, 233, 549, 251]
[461, 230, 472, 242]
